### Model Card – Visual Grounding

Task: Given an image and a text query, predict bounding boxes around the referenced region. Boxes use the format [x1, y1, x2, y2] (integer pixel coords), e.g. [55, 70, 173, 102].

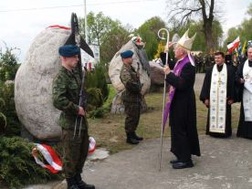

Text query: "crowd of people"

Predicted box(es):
[193, 50, 243, 74]
[51, 29, 252, 188]
[154, 30, 252, 170]
[197, 48, 252, 140]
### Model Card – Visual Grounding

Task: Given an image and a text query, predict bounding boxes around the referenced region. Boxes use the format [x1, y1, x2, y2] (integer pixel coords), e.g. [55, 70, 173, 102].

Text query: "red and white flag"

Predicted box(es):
[227, 36, 240, 53]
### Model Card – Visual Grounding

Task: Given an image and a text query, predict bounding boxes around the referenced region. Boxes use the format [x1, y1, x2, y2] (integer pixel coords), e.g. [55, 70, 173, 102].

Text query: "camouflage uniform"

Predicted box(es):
[52, 67, 89, 178]
[120, 64, 142, 133]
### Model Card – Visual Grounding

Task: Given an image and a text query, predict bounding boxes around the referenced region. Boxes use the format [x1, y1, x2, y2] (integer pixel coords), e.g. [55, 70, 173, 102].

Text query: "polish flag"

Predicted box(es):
[227, 36, 240, 53]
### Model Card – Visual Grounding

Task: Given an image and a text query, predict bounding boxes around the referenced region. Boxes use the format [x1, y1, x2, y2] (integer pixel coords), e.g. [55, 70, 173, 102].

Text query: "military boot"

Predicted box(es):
[126, 132, 139, 145]
[132, 132, 143, 141]
[66, 177, 80, 189]
[75, 174, 95, 189]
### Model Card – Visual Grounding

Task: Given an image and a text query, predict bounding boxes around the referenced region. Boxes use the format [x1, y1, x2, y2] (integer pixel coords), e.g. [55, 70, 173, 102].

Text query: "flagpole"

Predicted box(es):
[157, 28, 169, 171]
[84, 0, 88, 43]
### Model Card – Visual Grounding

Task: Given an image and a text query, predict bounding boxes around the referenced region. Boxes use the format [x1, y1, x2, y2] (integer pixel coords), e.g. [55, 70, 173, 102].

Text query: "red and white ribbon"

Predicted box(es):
[32, 137, 96, 173]
[88, 136, 96, 155]
[32, 143, 62, 174]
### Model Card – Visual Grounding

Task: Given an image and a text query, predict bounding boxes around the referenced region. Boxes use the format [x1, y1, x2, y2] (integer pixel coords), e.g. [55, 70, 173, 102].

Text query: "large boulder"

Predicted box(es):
[108, 40, 151, 114]
[109, 40, 151, 95]
[15, 26, 71, 141]
[149, 60, 165, 86]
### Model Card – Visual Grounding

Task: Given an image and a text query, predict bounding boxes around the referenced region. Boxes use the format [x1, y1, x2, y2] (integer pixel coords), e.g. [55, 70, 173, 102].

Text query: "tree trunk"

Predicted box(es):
[203, 19, 215, 53]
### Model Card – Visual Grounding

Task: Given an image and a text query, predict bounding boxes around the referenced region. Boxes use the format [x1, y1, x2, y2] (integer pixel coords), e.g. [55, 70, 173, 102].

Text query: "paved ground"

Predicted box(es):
[23, 74, 252, 189]
[80, 135, 252, 189]
[25, 134, 252, 189]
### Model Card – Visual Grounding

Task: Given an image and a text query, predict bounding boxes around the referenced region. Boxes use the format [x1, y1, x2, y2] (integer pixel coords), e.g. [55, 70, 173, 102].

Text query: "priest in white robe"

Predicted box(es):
[236, 46, 252, 139]
[200, 51, 236, 138]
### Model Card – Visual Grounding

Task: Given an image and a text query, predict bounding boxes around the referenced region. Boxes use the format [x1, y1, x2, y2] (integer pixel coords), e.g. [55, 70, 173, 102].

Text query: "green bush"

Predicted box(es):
[87, 85, 116, 118]
[0, 47, 20, 82]
[0, 136, 62, 188]
[85, 62, 109, 118]
[0, 82, 21, 136]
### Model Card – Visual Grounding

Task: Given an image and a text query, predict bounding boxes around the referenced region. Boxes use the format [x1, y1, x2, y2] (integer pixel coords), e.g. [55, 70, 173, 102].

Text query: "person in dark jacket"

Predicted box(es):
[52, 44, 95, 189]
[120, 50, 143, 145]
[163, 29, 201, 169]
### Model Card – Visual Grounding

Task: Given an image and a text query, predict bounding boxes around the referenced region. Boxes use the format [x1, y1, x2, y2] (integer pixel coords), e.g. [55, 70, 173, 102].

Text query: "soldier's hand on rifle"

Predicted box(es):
[78, 106, 85, 116]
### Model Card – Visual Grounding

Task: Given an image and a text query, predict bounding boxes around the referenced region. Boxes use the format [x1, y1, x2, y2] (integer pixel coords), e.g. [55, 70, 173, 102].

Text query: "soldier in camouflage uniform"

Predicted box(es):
[52, 45, 95, 189]
[120, 50, 143, 145]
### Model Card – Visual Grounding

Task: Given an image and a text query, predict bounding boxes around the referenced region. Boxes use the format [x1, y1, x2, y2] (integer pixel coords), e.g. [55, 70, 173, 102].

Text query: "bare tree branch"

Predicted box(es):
[165, 0, 222, 52]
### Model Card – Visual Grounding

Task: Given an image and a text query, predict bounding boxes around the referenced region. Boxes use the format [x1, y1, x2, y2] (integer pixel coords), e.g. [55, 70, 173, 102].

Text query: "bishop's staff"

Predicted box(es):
[157, 28, 180, 171]
[157, 28, 169, 171]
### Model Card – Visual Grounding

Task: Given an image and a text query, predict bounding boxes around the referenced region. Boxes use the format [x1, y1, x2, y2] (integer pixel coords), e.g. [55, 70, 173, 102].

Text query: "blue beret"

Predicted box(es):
[59, 45, 80, 57]
[120, 50, 134, 58]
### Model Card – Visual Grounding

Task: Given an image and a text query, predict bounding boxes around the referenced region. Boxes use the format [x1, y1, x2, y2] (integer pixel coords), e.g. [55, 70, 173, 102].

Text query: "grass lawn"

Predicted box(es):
[88, 78, 241, 154]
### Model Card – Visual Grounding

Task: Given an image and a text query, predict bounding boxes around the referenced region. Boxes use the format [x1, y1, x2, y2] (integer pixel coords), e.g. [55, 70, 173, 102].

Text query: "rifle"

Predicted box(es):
[64, 13, 94, 139]
[73, 67, 86, 139]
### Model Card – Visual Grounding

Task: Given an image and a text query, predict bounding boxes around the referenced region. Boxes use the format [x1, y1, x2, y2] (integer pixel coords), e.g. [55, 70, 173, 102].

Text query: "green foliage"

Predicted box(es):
[0, 112, 7, 134]
[79, 11, 132, 64]
[137, 16, 166, 60]
[247, 3, 252, 16]
[170, 20, 223, 52]
[0, 47, 20, 82]
[0, 136, 62, 188]
[89, 84, 117, 118]
[0, 82, 21, 136]
[225, 18, 252, 51]
[86, 88, 103, 111]
[224, 3, 252, 50]
[85, 63, 109, 118]
[0, 95, 7, 134]
[102, 84, 116, 110]
[100, 26, 130, 64]
[0, 47, 21, 136]
[80, 11, 123, 46]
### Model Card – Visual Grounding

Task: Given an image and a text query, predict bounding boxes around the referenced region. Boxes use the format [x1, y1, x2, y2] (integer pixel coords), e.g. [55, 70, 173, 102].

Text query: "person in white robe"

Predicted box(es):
[236, 46, 252, 139]
[200, 51, 235, 138]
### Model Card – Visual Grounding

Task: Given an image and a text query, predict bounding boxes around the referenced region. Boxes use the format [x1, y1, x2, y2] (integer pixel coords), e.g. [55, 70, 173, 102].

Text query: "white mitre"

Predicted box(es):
[177, 29, 196, 51]
[176, 29, 197, 66]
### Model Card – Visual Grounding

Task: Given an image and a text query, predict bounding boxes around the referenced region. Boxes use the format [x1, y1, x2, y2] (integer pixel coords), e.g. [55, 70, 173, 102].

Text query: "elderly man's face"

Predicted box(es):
[174, 45, 186, 60]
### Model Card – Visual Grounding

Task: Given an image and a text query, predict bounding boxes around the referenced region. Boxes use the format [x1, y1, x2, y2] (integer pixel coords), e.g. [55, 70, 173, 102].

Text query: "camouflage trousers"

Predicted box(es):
[61, 129, 89, 178]
[124, 102, 141, 133]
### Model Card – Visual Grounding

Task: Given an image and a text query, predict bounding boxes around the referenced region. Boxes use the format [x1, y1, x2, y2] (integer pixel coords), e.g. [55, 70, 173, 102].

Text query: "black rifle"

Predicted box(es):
[64, 13, 94, 139]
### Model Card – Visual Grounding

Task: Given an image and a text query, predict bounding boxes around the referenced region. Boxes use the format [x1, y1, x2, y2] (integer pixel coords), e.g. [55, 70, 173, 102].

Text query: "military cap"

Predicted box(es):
[58, 44, 80, 57]
[120, 50, 134, 58]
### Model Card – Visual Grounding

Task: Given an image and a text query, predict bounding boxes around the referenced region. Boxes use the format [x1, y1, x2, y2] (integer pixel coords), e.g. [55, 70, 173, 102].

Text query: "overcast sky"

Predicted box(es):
[0, 0, 251, 62]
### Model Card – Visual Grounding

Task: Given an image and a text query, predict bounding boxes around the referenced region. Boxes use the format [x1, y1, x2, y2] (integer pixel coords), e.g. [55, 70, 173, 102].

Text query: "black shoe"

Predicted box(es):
[169, 159, 179, 164]
[67, 177, 80, 189]
[76, 180, 95, 189]
[126, 132, 140, 144]
[75, 174, 95, 189]
[126, 137, 139, 145]
[83, 183, 95, 189]
[68, 185, 80, 189]
[172, 161, 194, 169]
[133, 132, 143, 141]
